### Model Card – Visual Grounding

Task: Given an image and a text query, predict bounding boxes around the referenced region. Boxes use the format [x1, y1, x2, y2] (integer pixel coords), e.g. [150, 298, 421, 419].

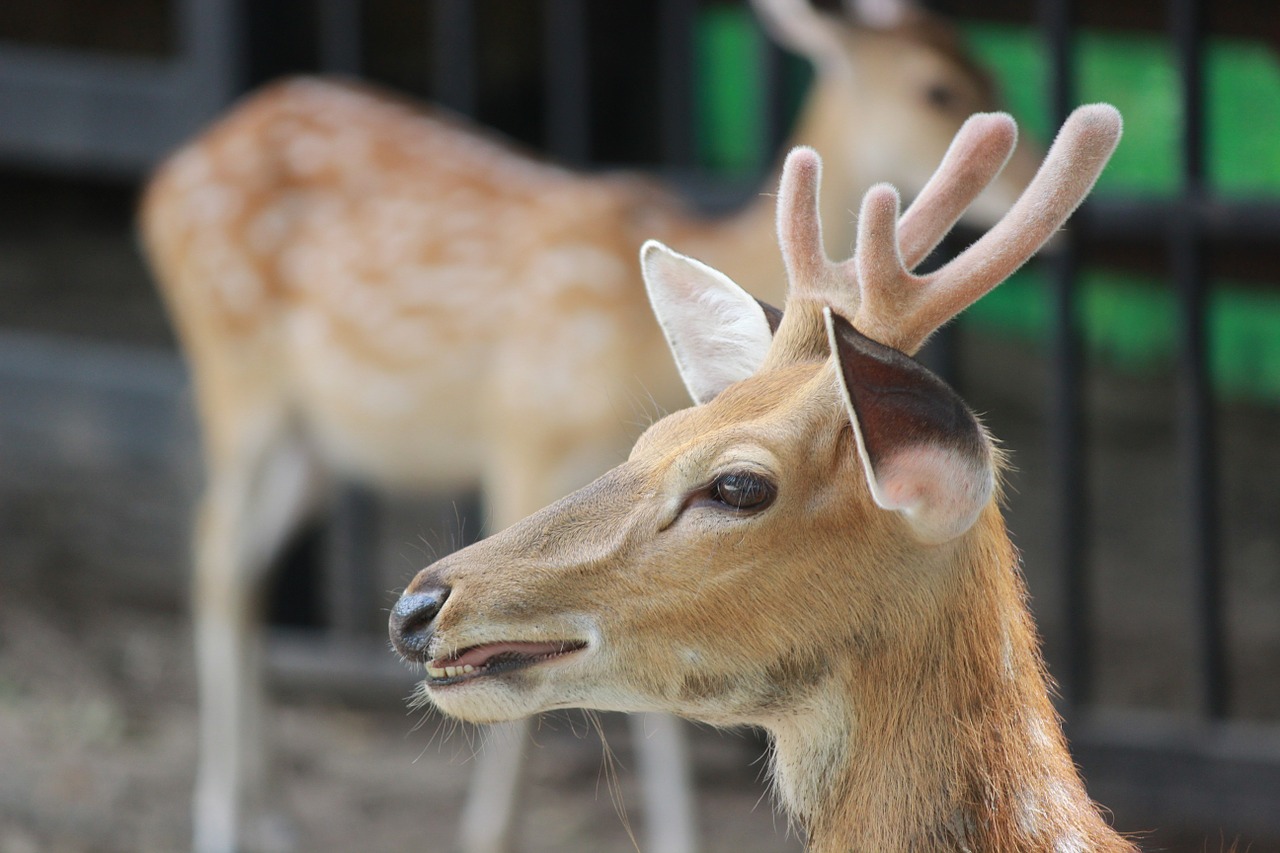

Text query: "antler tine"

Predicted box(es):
[895, 112, 1018, 271]
[856, 103, 1122, 354]
[843, 112, 1015, 346]
[777, 146, 848, 307]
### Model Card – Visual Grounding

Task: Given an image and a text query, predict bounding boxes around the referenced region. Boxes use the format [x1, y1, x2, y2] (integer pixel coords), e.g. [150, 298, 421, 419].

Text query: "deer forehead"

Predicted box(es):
[630, 361, 845, 476]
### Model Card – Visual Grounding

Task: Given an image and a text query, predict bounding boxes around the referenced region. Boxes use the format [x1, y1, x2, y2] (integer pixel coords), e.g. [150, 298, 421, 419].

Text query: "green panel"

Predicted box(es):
[1077, 34, 1179, 194]
[687, 15, 1280, 400]
[959, 24, 1050, 140]
[695, 7, 765, 175]
[963, 24, 1280, 197]
[1207, 40, 1280, 195]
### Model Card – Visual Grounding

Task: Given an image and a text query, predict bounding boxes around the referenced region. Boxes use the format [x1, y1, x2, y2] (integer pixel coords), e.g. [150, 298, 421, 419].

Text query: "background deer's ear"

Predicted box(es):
[642, 240, 779, 405]
[750, 0, 846, 68]
[824, 309, 994, 543]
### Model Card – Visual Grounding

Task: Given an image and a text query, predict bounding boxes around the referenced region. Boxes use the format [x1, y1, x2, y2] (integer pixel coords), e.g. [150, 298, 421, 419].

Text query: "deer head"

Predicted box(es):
[752, 0, 1041, 227]
[390, 105, 1125, 850]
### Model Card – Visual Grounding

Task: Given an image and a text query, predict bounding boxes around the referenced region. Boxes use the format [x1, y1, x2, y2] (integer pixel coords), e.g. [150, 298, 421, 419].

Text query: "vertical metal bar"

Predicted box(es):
[659, 0, 697, 168]
[543, 0, 590, 164]
[326, 486, 380, 636]
[1038, 0, 1091, 710]
[177, 0, 243, 98]
[433, 0, 478, 116]
[1170, 0, 1227, 720]
[318, 0, 363, 75]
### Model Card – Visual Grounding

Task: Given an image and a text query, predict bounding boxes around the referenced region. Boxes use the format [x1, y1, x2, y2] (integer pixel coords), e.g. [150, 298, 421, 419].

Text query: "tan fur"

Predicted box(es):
[392, 109, 1135, 851]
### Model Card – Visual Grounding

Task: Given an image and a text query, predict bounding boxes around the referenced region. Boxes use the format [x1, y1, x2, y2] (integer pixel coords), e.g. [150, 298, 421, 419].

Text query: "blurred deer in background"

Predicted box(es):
[389, 104, 1126, 852]
[140, 0, 1039, 850]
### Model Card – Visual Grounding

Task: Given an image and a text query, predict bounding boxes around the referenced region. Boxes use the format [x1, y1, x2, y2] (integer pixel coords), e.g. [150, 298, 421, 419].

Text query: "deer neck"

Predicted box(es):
[764, 513, 1135, 853]
[664, 76, 862, 308]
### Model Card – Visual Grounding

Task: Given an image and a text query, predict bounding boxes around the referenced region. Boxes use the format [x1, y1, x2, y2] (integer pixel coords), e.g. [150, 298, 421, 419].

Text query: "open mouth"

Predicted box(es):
[426, 640, 587, 685]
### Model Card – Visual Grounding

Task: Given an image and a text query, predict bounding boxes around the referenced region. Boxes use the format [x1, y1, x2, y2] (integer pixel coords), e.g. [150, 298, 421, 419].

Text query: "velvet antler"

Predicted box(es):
[772, 105, 1122, 355]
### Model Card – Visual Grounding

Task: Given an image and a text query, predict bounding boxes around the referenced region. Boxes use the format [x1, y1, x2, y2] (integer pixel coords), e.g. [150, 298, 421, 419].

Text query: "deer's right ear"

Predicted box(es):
[642, 240, 778, 405]
[824, 309, 994, 544]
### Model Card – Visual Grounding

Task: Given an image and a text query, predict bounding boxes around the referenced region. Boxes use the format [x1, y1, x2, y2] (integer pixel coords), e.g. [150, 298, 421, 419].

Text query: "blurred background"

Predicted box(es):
[1, 0, 1278, 851]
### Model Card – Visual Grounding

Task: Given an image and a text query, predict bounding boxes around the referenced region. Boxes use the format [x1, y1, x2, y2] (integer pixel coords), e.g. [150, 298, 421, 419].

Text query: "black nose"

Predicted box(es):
[389, 586, 449, 662]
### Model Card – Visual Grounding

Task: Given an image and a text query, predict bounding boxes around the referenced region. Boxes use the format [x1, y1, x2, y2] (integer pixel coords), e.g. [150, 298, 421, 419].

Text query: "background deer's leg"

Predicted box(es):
[454, 434, 552, 853]
[457, 415, 699, 853]
[631, 712, 699, 853]
[457, 719, 532, 853]
[192, 418, 322, 853]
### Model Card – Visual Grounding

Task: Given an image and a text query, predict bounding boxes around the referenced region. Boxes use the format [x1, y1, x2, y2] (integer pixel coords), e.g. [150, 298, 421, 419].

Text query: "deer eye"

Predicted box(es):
[925, 83, 958, 111]
[708, 472, 776, 512]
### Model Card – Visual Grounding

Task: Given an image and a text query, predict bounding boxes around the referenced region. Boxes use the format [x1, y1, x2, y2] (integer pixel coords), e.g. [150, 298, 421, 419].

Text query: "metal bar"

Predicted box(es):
[1038, 0, 1091, 710]
[318, 0, 362, 75]
[1069, 710, 1280, 838]
[0, 0, 240, 175]
[658, 0, 697, 168]
[1170, 0, 1227, 721]
[268, 630, 419, 704]
[543, 0, 590, 164]
[1084, 197, 1280, 241]
[325, 485, 381, 636]
[432, 0, 478, 116]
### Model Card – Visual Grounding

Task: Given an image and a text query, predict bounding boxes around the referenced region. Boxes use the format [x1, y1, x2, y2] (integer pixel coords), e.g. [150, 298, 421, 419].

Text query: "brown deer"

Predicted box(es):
[139, 1, 1038, 851]
[388, 103, 1128, 852]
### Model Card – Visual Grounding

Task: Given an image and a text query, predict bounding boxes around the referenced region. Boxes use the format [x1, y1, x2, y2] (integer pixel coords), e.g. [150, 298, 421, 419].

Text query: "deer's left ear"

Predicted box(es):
[824, 308, 994, 544]
[642, 240, 780, 405]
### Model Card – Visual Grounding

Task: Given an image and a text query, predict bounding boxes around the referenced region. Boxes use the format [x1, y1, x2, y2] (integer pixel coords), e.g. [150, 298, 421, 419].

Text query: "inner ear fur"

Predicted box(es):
[641, 240, 779, 405]
[824, 309, 994, 544]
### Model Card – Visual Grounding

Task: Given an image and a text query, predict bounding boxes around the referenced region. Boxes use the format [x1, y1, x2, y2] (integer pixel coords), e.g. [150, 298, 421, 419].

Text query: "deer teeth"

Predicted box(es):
[427, 663, 480, 679]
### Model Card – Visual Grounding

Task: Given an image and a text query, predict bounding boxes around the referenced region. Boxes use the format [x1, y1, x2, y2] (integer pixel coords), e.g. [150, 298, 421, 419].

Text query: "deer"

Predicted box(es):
[388, 102, 1128, 853]
[138, 1, 1041, 851]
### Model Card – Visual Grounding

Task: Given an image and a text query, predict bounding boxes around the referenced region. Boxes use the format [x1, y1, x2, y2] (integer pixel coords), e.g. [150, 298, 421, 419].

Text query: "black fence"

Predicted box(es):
[2, 0, 1278, 843]
[1026, 0, 1280, 837]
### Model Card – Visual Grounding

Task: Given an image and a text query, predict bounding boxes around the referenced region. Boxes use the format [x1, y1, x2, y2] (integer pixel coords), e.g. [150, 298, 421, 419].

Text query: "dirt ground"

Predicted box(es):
[0, 580, 807, 853]
[2, 175, 1279, 852]
[2, 521, 1276, 853]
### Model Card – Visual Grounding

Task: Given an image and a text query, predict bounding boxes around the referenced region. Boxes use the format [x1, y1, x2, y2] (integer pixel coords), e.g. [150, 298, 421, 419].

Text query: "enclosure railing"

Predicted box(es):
[0, 0, 239, 175]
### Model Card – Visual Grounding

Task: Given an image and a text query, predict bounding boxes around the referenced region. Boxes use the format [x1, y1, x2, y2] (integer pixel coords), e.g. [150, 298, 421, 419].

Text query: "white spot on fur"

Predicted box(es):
[246, 206, 291, 256]
[185, 183, 243, 224]
[1055, 831, 1087, 853]
[1028, 715, 1054, 749]
[1016, 775, 1077, 841]
[285, 133, 332, 176]
[525, 245, 629, 299]
[1015, 787, 1045, 837]
[165, 147, 212, 191]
